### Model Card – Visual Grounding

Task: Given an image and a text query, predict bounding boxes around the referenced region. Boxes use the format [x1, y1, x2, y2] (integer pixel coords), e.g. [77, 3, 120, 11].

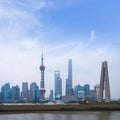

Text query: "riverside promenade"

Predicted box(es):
[0, 102, 120, 113]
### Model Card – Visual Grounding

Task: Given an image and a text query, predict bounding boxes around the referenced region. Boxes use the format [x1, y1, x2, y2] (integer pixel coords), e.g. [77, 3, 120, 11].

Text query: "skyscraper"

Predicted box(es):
[94, 84, 100, 100]
[1, 83, 11, 102]
[11, 85, 20, 102]
[0, 91, 4, 102]
[74, 84, 84, 100]
[98, 61, 111, 102]
[66, 59, 73, 96]
[21, 82, 29, 101]
[55, 70, 62, 100]
[84, 84, 90, 96]
[29, 82, 39, 102]
[39, 52, 46, 100]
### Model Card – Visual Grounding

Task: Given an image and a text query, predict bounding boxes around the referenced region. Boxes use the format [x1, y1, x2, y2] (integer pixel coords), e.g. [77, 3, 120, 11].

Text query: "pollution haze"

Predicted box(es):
[0, 0, 120, 99]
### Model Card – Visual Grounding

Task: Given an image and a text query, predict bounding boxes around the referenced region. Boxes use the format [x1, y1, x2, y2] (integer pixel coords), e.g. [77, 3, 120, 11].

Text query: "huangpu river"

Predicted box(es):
[0, 111, 120, 120]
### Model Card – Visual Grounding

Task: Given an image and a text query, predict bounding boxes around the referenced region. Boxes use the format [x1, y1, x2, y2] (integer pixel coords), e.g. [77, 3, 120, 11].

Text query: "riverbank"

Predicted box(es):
[0, 103, 120, 113]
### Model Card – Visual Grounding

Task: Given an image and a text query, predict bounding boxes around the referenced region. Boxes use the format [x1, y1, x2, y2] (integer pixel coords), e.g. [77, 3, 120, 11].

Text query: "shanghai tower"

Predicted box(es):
[98, 61, 111, 102]
[66, 59, 73, 96]
[39, 52, 46, 100]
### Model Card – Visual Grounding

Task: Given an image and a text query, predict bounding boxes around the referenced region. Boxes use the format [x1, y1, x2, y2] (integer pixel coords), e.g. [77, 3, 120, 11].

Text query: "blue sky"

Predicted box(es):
[0, 0, 120, 99]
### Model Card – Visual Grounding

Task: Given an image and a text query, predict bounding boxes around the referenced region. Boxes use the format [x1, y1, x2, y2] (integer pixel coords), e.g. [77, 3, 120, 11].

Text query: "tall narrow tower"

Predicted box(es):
[66, 59, 73, 96]
[39, 52, 46, 100]
[68, 59, 72, 89]
[98, 61, 111, 102]
[55, 70, 62, 100]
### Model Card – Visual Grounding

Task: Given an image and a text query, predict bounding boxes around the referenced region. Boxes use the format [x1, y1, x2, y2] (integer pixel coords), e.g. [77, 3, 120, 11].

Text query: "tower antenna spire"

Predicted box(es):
[41, 48, 43, 65]
[39, 48, 46, 100]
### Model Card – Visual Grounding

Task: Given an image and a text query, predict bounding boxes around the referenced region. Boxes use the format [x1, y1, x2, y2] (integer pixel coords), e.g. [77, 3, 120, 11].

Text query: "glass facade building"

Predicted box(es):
[66, 59, 73, 96]
[54, 70, 62, 100]
[21, 82, 29, 101]
[84, 84, 90, 96]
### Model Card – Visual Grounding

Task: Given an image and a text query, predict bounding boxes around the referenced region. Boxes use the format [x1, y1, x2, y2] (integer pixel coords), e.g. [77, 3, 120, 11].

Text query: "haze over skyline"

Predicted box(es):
[0, 0, 120, 99]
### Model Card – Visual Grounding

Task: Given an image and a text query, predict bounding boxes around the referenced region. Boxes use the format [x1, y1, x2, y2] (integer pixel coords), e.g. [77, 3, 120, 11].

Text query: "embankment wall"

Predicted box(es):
[0, 103, 120, 113]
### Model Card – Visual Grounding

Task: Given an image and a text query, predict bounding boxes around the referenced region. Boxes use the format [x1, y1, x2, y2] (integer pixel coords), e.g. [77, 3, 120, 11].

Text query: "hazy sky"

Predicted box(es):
[0, 0, 120, 99]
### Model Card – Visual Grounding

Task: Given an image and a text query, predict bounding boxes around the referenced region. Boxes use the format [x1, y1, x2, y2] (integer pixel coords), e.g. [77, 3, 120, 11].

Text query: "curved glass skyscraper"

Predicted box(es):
[66, 59, 73, 96]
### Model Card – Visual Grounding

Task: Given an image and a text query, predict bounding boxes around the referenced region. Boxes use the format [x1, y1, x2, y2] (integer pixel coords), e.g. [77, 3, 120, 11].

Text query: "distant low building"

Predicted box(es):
[94, 84, 100, 101]
[90, 90, 97, 102]
[62, 95, 77, 103]
[78, 91, 85, 101]
[49, 90, 54, 102]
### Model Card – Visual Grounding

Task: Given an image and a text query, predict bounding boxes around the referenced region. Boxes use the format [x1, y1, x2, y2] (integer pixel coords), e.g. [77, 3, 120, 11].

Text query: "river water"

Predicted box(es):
[0, 111, 120, 120]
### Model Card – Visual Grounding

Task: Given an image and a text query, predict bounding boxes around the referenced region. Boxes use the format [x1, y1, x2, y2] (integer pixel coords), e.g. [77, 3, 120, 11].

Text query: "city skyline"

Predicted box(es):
[0, 0, 120, 99]
[0, 58, 115, 100]
[0, 79, 96, 102]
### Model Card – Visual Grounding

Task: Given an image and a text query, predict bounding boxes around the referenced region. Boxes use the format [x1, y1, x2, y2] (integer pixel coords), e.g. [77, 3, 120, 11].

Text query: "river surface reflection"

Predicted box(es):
[0, 111, 120, 120]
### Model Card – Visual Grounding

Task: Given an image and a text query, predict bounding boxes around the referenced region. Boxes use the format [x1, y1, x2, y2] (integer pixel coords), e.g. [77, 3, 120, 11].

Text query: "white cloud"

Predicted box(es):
[0, 0, 45, 42]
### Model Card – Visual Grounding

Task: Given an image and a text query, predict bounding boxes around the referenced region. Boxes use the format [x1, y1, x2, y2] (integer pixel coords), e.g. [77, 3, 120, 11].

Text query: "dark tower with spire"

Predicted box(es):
[39, 52, 46, 100]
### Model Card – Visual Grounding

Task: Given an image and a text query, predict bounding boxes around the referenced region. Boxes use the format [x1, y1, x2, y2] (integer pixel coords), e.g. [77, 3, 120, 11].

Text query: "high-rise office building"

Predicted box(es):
[11, 85, 20, 102]
[1, 83, 11, 102]
[94, 84, 100, 100]
[39, 52, 46, 100]
[68, 59, 72, 88]
[21, 82, 29, 101]
[78, 91, 85, 101]
[55, 70, 62, 100]
[29, 82, 39, 102]
[49, 90, 54, 102]
[84, 84, 90, 96]
[0, 91, 4, 102]
[98, 61, 111, 102]
[74, 84, 84, 99]
[66, 59, 73, 96]
[90, 90, 97, 101]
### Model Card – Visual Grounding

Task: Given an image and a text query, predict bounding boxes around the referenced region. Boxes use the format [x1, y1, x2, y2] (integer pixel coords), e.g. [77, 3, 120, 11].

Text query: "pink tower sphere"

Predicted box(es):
[39, 65, 45, 71]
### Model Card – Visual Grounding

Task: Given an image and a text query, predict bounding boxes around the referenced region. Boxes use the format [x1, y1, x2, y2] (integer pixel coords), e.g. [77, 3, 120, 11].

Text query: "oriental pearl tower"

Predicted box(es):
[39, 52, 46, 100]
